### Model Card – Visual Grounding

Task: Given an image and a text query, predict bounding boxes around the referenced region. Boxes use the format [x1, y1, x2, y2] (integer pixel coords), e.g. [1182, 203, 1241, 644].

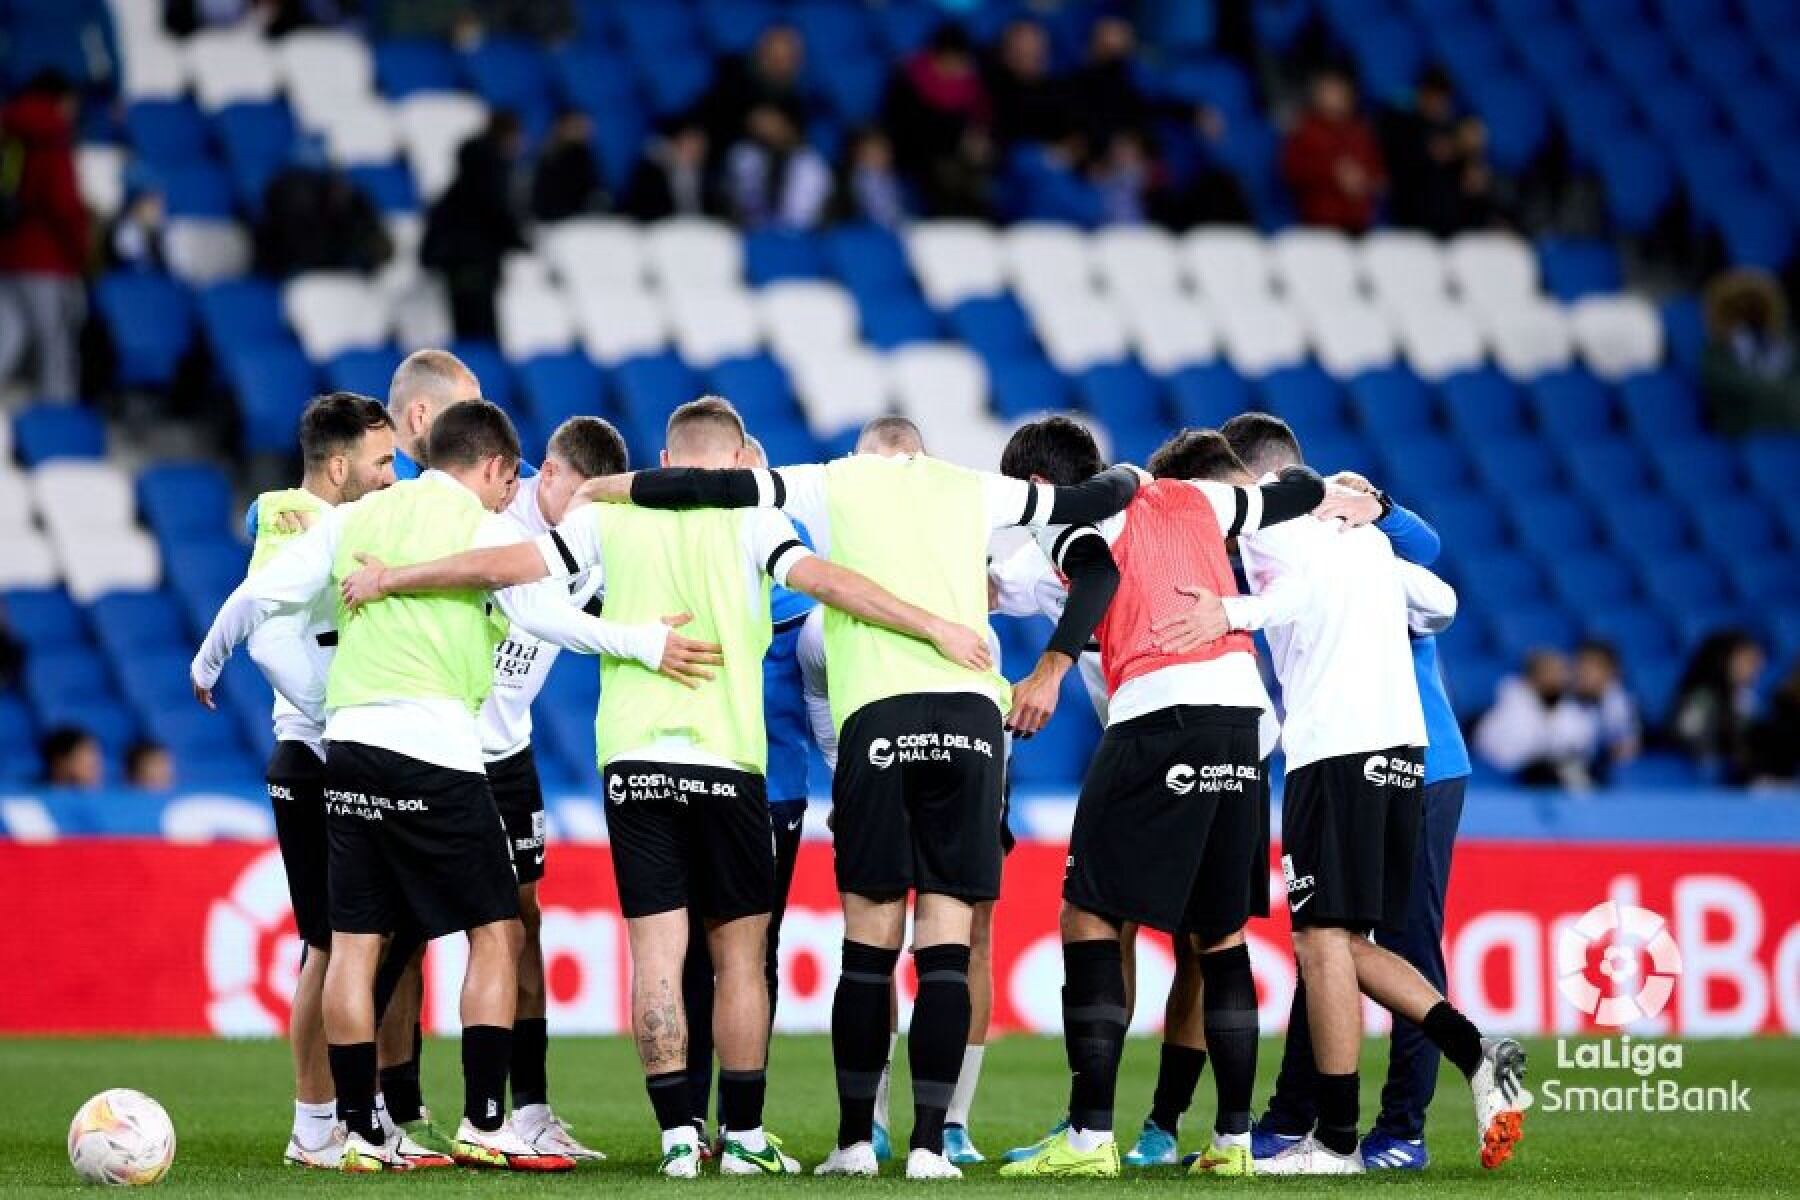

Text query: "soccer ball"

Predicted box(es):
[67, 1089, 176, 1186]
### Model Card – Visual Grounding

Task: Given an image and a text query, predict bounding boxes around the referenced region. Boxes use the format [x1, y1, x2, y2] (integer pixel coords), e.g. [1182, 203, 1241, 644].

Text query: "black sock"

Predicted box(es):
[647, 1070, 694, 1133]
[831, 940, 898, 1148]
[1200, 943, 1259, 1136]
[461, 1024, 512, 1132]
[378, 1048, 422, 1127]
[1421, 1001, 1484, 1078]
[1315, 1072, 1359, 1156]
[329, 1042, 381, 1141]
[1148, 1043, 1207, 1133]
[1063, 938, 1128, 1133]
[719, 1068, 767, 1134]
[909, 943, 972, 1154]
[681, 919, 717, 1127]
[503, 1015, 546, 1110]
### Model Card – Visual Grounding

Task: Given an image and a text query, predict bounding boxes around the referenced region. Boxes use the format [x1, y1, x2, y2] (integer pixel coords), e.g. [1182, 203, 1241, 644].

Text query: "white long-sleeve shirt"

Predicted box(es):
[191, 471, 669, 773]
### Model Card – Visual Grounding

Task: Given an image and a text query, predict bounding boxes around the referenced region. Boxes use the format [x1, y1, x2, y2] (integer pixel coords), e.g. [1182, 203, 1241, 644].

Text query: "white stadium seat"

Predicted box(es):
[1306, 298, 1398, 377]
[1215, 297, 1307, 376]
[501, 252, 554, 291]
[907, 221, 1006, 308]
[888, 343, 988, 429]
[318, 100, 402, 167]
[186, 30, 280, 111]
[0, 530, 59, 590]
[1446, 231, 1539, 317]
[1119, 291, 1218, 374]
[540, 218, 647, 293]
[284, 273, 392, 361]
[0, 468, 38, 533]
[1003, 222, 1095, 304]
[1360, 230, 1450, 312]
[1093, 226, 1184, 299]
[1571, 296, 1664, 380]
[788, 347, 891, 437]
[120, 36, 187, 100]
[496, 281, 578, 361]
[389, 276, 454, 352]
[375, 214, 424, 298]
[76, 145, 125, 222]
[164, 219, 252, 286]
[758, 281, 859, 365]
[930, 414, 1013, 471]
[645, 218, 743, 293]
[666, 287, 762, 367]
[1184, 226, 1275, 304]
[1025, 292, 1130, 373]
[57, 530, 161, 602]
[397, 92, 488, 203]
[572, 287, 668, 364]
[1271, 228, 1361, 303]
[276, 31, 376, 126]
[1485, 300, 1575, 379]
[1396, 302, 1486, 381]
[32, 462, 135, 536]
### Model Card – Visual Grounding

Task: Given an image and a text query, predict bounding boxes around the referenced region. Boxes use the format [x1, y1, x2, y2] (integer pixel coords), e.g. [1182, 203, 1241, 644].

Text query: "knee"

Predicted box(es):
[1290, 927, 1344, 976]
[1059, 902, 1119, 943]
[517, 889, 543, 942]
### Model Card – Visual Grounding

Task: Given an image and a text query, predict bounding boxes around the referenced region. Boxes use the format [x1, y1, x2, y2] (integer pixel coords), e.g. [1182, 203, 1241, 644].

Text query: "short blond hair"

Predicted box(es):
[666, 395, 747, 454]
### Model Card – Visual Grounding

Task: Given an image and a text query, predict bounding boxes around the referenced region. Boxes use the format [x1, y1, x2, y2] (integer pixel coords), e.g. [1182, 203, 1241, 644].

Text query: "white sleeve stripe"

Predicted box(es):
[1051, 525, 1104, 570]
[752, 468, 778, 508]
[768, 541, 812, 587]
[1239, 485, 1263, 536]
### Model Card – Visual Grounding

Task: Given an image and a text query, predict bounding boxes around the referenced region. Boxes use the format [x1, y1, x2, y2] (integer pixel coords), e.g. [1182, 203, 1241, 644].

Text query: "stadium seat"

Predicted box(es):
[32, 461, 134, 539]
[1550, 554, 1641, 610]
[1619, 368, 1703, 441]
[787, 347, 890, 438]
[646, 218, 744, 294]
[1446, 231, 1539, 318]
[0, 468, 35, 537]
[495, 280, 578, 362]
[396, 91, 489, 202]
[1118, 291, 1217, 376]
[322, 103, 405, 169]
[908, 221, 1006, 308]
[948, 295, 1037, 361]
[988, 354, 1073, 421]
[744, 230, 826, 285]
[1359, 231, 1449, 314]
[1306, 299, 1398, 378]
[1025, 292, 1130, 374]
[1166, 362, 1251, 429]
[1441, 368, 1528, 439]
[224, 342, 318, 454]
[889, 344, 988, 430]
[198, 278, 287, 351]
[1644, 552, 1736, 613]
[75, 145, 125, 223]
[1454, 550, 1546, 608]
[94, 272, 196, 388]
[1271, 229, 1360, 304]
[1739, 436, 1800, 502]
[25, 648, 112, 715]
[707, 355, 797, 427]
[1488, 603, 1580, 660]
[759, 282, 858, 366]
[121, 34, 189, 101]
[1484, 300, 1575, 380]
[1647, 439, 1739, 494]
[14, 406, 106, 465]
[1396, 302, 1486, 381]
[137, 464, 235, 545]
[376, 39, 463, 99]
[1562, 436, 1655, 506]
[186, 28, 281, 111]
[163, 220, 252, 287]
[1093, 226, 1184, 299]
[1003, 223, 1096, 304]
[859, 293, 940, 350]
[665, 288, 762, 368]
[1507, 491, 1603, 559]
[125, 99, 210, 165]
[1570, 297, 1663, 381]
[461, 37, 556, 138]
[1600, 495, 1694, 559]
[823, 223, 914, 297]
[1538, 238, 1623, 303]
[538, 217, 647, 295]
[283, 273, 392, 361]
[1184, 226, 1274, 302]
[1527, 368, 1615, 439]
[516, 352, 607, 432]
[1214, 297, 1307, 376]
[89, 591, 189, 666]
[2, 588, 87, 647]
[56, 531, 161, 603]
[277, 30, 378, 127]
[568, 286, 667, 365]
[1377, 433, 1473, 497]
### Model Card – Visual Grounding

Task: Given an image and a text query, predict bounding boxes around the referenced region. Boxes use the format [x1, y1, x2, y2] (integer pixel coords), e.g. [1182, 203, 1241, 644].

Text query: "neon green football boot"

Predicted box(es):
[998, 1130, 1120, 1178]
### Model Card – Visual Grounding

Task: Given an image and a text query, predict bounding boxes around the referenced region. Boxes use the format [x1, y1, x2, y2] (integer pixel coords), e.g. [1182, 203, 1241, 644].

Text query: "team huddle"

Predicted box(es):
[188, 347, 1528, 1179]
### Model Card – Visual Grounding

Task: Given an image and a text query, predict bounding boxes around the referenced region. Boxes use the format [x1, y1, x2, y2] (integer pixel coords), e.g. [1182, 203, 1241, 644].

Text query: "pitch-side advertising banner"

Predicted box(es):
[2, 840, 1797, 1037]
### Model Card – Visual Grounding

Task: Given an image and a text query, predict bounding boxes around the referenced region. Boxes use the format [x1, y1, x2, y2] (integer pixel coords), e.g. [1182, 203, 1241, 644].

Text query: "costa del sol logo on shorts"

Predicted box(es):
[867, 738, 895, 769]
[606, 773, 626, 805]
[1363, 754, 1388, 784]
[1555, 900, 1684, 1026]
[1165, 764, 1196, 795]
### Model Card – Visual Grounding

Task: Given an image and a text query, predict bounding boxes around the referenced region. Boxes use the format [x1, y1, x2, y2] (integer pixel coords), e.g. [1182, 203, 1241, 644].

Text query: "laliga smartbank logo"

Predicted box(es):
[1535, 901, 1750, 1116]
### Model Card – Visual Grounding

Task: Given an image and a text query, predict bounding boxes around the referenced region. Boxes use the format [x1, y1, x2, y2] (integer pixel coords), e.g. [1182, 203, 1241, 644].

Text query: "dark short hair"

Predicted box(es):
[426, 400, 520, 470]
[858, 415, 925, 454]
[547, 416, 629, 479]
[1220, 412, 1303, 473]
[1148, 428, 1249, 481]
[1575, 638, 1620, 668]
[666, 396, 747, 450]
[40, 725, 94, 767]
[125, 739, 167, 777]
[999, 416, 1103, 485]
[299, 392, 393, 469]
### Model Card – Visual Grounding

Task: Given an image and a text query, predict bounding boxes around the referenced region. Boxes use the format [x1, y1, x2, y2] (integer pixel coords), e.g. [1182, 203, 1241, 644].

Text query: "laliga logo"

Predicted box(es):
[205, 846, 299, 1035]
[1556, 901, 1684, 1026]
[1165, 764, 1196, 795]
[606, 773, 626, 805]
[868, 738, 894, 769]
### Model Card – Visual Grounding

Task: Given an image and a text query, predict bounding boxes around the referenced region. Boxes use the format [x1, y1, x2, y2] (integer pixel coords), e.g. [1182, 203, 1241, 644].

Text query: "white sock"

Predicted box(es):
[1068, 1126, 1114, 1153]
[946, 1044, 984, 1128]
[662, 1124, 699, 1153]
[293, 1100, 337, 1150]
[512, 1102, 549, 1134]
[374, 1093, 394, 1139]
[732, 1125, 768, 1153]
[873, 1033, 898, 1129]
[1213, 1130, 1250, 1150]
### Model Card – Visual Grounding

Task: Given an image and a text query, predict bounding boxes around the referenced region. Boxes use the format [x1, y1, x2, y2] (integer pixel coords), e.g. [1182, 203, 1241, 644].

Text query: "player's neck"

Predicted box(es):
[298, 474, 340, 506]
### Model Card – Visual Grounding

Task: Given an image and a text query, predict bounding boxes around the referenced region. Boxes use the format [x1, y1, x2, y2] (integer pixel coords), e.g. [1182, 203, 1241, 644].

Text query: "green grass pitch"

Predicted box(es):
[3, 1034, 1793, 1196]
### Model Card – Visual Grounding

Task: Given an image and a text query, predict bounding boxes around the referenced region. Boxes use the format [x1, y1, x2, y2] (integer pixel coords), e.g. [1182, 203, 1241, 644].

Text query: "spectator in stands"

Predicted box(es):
[1280, 64, 1386, 234]
[1380, 66, 1500, 236]
[1571, 639, 1640, 781]
[1070, 15, 1150, 148]
[530, 110, 604, 223]
[725, 104, 831, 230]
[254, 158, 392, 277]
[986, 18, 1075, 149]
[1473, 649, 1601, 789]
[125, 740, 174, 790]
[699, 23, 815, 158]
[1701, 269, 1800, 434]
[422, 112, 527, 341]
[1672, 630, 1766, 784]
[883, 23, 996, 218]
[165, 0, 332, 36]
[106, 184, 168, 272]
[0, 71, 88, 403]
[1751, 658, 1800, 783]
[620, 117, 727, 221]
[830, 129, 910, 229]
[1090, 128, 1155, 226]
[40, 726, 101, 789]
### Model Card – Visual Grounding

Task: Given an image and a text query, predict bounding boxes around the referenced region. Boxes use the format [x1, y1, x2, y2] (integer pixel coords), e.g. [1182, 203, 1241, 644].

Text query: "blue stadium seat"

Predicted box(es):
[213, 100, 297, 211]
[1452, 550, 1545, 607]
[116, 648, 207, 716]
[163, 539, 250, 636]
[1715, 193, 1795, 271]
[324, 347, 403, 399]
[2, 589, 87, 648]
[1583, 605, 1671, 665]
[1339, 16, 1425, 106]
[700, 0, 780, 54]
[125, 99, 209, 166]
[1642, 552, 1734, 613]
[812, 45, 887, 123]
[617, 0, 699, 53]
[14, 405, 106, 464]
[462, 38, 556, 139]
[1077, 361, 1166, 436]
[1258, 364, 1347, 443]
[224, 342, 318, 454]
[1441, 368, 1527, 439]
[1646, 438, 1738, 493]
[1723, 558, 1800, 607]
[95, 272, 197, 388]
[1417, 495, 1508, 553]
[707, 354, 797, 426]
[1658, 297, 1706, 375]
[1570, 437, 1660, 498]
[25, 647, 111, 715]
[553, 44, 635, 115]
[1618, 368, 1702, 441]
[744, 230, 826, 284]
[612, 352, 698, 420]
[1345, 365, 1435, 432]
[1537, 239, 1624, 303]
[1600, 494, 1694, 559]
[1488, 603, 1580, 660]
[988, 354, 1072, 420]
[88, 590, 189, 664]
[858, 293, 940, 349]
[345, 163, 418, 214]
[635, 45, 712, 116]
[198, 278, 286, 350]
[1465, 75, 1550, 173]
[516, 352, 607, 431]
[1683, 28, 1757, 94]
[824, 223, 914, 295]
[947, 296, 1035, 359]
[1740, 436, 1800, 501]
[753, 421, 823, 469]
[1167, 362, 1251, 428]
[448, 341, 517, 414]
[1555, 79, 1635, 172]
[374, 39, 461, 98]
[1161, 58, 1255, 118]
[1527, 367, 1614, 438]
[36, 699, 139, 759]
[868, 0, 942, 56]
[1507, 491, 1603, 559]
[1549, 554, 1640, 609]
[1613, 752, 1703, 788]
[1376, 432, 1473, 496]
[138, 463, 235, 544]
[1446, 651, 1506, 722]
[1694, 497, 1784, 558]
[1298, 431, 1380, 482]
[793, 0, 878, 55]
[160, 161, 238, 219]
[1468, 434, 1561, 492]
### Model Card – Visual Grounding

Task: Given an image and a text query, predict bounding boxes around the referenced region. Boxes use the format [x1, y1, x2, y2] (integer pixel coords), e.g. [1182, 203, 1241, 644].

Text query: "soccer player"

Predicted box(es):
[567, 414, 1141, 1178]
[208, 393, 400, 1168]
[992, 421, 1333, 1180]
[336, 398, 998, 1178]
[1153, 413, 1526, 1175]
[1246, 470, 1471, 1171]
[192, 402, 700, 1172]
[386, 349, 483, 479]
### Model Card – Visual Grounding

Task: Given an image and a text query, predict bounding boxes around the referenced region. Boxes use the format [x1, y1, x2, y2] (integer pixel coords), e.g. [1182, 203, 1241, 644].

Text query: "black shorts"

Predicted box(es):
[603, 759, 774, 921]
[1063, 705, 1263, 936]
[487, 744, 546, 885]
[323, 741, 520, 940]
[832, 692, 1006, 902]
[1280, 746, 1425, 932]
[267, 740, 331, 952]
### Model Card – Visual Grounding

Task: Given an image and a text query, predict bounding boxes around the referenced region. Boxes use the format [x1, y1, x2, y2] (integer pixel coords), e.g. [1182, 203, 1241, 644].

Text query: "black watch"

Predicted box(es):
[1374, 489, 1395, 522]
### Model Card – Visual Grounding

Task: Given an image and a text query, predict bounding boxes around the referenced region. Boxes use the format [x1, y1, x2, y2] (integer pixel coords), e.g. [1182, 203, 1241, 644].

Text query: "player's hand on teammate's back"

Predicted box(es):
[571, 474, 632, 508]
[1006, 654, 1069, 737]
[655, 613, 723, 688]
[270, 507, 315, 534]
[1314, 483, 1383, 527]
[339, 552, 389, 610]
[927, 620, 994, 673]
[1152, 584, 1231, 652]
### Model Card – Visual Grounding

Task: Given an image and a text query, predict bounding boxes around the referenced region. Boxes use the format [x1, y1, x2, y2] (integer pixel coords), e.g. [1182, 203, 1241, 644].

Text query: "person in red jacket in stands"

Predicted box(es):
[1280, 66, 1386, 234]
[0, 71, 89, 403]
